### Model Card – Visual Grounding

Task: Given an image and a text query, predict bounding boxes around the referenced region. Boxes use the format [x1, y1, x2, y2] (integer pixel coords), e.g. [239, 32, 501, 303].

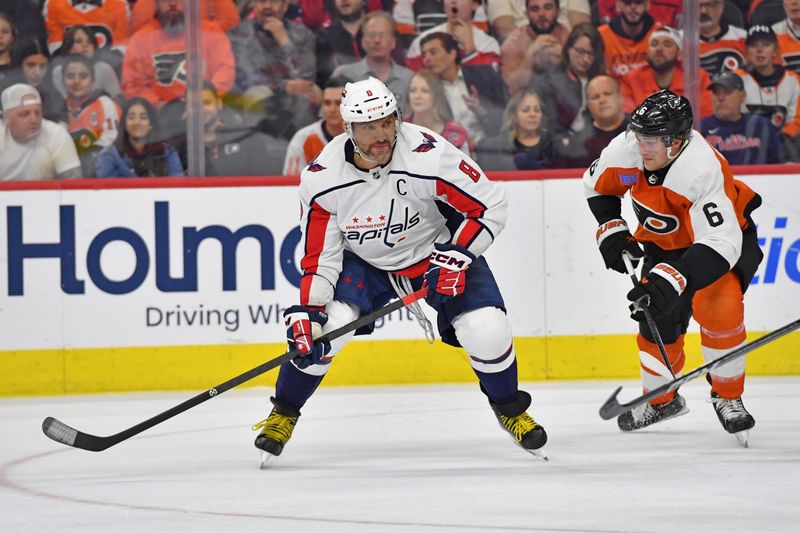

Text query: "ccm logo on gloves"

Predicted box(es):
[430, 251, 472, 269]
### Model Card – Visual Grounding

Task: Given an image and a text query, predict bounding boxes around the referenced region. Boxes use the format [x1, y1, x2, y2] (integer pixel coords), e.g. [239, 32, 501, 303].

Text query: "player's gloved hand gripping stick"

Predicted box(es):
[42, 288, 428, 452]
[622, 251, 676, 379]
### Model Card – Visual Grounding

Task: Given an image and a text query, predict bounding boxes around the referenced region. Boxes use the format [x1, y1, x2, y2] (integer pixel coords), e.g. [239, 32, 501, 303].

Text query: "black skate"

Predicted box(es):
[252, 397, 300, 468]
[489, 391, 548, 460]
[710, 393, 755, 447]
[617, 393, 689, 431]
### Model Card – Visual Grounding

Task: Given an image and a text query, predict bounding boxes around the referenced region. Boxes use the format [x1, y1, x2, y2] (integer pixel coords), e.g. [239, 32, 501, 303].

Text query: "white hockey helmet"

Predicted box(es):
[340, 77, 402, 162]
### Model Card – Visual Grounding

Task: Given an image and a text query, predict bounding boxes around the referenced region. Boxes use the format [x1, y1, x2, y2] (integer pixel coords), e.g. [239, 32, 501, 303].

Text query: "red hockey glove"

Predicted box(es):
[424, 243, 475, 307]
[596, 219, 644, 274]
[627, 263, 688, 320]
[284, 305, 332, 369]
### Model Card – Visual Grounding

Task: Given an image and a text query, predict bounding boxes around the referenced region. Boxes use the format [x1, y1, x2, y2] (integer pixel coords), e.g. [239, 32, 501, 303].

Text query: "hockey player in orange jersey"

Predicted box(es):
[584, 90, 764, 446]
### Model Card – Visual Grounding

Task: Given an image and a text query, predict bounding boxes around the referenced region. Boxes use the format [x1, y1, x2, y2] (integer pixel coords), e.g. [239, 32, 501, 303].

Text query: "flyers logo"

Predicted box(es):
[153, 52, 187, 86]
[632, 198, 679, 235]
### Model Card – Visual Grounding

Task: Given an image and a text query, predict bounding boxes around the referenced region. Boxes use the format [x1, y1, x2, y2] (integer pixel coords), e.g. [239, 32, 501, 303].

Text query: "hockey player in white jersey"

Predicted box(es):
[252, 77, 547, 463]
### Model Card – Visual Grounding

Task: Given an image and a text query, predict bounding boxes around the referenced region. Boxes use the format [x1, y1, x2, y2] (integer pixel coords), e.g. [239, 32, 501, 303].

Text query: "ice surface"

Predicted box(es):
[2, 378, 799, 533]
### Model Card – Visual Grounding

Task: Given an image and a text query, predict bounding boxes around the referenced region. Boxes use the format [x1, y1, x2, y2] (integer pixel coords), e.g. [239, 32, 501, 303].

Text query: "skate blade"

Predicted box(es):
[525, 447, 548, 461]
[734, 430, 750, 448]
[259, 451, 275, 469]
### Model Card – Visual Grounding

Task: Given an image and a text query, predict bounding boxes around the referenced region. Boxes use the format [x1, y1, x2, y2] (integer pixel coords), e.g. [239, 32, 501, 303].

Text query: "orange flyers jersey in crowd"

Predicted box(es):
[121, 20, 235, 107]
[283, 120, 334, 176]
[735, 66, 800, 137]
[774, 30, 800, 74]
[583, 130, 756, 266]
[43, 0, 131, 53]
[599, 23, 657, 79]
[699, 25, 746, 77]
[620, 65, 714, 118]
[66, 92, 121, 152]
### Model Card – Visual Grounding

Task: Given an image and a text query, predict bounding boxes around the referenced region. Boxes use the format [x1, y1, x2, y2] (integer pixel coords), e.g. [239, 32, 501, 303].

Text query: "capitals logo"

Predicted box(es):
[413, 132, 437, 152]
[307, 161, 326, 172]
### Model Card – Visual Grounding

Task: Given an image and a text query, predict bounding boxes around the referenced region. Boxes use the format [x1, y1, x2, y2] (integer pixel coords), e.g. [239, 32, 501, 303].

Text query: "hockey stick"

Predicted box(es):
[622, 251, 676, 379]
[42, 287, 429, 452]
[599, 317, 800, 420]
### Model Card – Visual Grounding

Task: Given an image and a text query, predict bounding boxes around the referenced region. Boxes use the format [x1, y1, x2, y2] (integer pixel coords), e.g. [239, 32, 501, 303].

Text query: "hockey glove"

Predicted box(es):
[596, 219, 644, 274]
[284, 305, 332, 369]
[626, 262, 688, 320]
[424, 243, 475, 307]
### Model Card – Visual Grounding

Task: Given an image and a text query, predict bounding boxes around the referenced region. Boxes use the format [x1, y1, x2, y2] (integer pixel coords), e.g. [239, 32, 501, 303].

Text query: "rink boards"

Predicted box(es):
[0, 171, 798, 395]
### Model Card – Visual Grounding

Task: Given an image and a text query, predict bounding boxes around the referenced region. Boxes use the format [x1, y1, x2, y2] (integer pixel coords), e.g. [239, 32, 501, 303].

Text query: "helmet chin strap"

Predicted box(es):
[665, 135, 690, 163]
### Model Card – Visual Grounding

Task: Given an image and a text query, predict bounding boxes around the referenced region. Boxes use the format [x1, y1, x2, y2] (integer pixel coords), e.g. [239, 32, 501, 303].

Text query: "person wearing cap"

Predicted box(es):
[772, 0, 800, 73]
[702, 72, 783, 165]
[734, 24, 800, 161]
[619, 27, 713, 117]
[698, 0, 746, 78]
[0, 83, 81, 180]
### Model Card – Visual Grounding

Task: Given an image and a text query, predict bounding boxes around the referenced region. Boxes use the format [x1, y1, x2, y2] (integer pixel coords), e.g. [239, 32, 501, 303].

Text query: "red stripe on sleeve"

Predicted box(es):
[455, 219, 482, 248]
[435, 180, 486, 218]
[299, 201, 331, 304]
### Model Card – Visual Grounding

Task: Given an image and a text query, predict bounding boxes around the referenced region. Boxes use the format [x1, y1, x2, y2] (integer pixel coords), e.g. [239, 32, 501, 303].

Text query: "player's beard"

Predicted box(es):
[356, 140, 394, 166]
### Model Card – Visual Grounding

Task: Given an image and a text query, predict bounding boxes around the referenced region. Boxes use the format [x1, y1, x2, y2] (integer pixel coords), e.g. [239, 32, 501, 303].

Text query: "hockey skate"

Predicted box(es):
[617, 393, 689, 431]
[709, 393, 755, 448]
[489, 391, 548, 460]
[252, 397, 300, 468]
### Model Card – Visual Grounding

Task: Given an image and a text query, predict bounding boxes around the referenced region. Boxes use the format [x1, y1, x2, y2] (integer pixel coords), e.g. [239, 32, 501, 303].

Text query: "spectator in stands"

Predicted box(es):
[132, 0, 241, 34]
[620, 27, 713, 117]
[405, 70, 474, 155]
[0, 83, 81, 180]
[553, 74, 628, 168]
[316, 0, 366, 87]
[193, 81, 288, 176]
[43, 0, 130, 67]
[489, 0, 590, 42]
[702, 71, 784, 165]
[420, 31, 507, 141]
[0, 13, 16, 83]
[1, 1, 46, 49]
[500, 0, 571, 95]
[9, 37, 66, 123]
[62, 55, 121, 176]
[531, 23, 605, 135]
[229, 0, 317, 139]
[598, 0, 658, 79]
[123, 0, 235, 109]
[283, 77, 347, 175]
[332, 11, 414, 114]
[293, 0, 390, 31]
[405, 0, 501, 71]
[95, 97, 184, 177]
[699, 0, 747, 78]
[736, 25, 800, 160]
[474, 87, 555, 170]
[596, 0, 681, 28]
[772, 0, 800, 73]
[52, 26, 122, 101]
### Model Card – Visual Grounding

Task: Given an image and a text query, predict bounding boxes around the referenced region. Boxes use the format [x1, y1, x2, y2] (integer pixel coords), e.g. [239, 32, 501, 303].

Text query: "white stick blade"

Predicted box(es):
[42, 417, 78, 446]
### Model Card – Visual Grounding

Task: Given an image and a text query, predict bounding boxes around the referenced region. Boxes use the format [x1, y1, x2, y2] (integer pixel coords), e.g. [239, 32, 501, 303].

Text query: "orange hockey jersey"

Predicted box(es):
[699, 25, 746, 77]
[599, 22, 658, 79]
[43, 0, 131, 53]
[121, 20, 235, 107]
[66, 91, 121, 153]
[620, 64, 713, 118]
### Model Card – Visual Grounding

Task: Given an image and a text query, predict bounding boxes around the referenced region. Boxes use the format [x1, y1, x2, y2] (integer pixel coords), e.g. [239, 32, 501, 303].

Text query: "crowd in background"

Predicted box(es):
[0, 0, 798, 180]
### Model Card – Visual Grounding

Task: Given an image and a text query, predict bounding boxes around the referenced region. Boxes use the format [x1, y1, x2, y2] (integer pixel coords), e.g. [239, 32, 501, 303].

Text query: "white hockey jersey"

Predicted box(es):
[297, 122, 507, 307]
[583, 130, 758, 272]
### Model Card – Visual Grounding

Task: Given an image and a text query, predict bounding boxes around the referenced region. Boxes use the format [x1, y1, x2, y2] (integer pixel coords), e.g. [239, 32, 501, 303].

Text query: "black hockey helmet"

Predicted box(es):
[628, 89, 693, 144]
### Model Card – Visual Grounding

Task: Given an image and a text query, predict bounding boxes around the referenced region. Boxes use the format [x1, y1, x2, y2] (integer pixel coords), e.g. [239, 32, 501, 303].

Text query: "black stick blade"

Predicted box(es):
[42, 417, 79, 447]
[598, 386, 625, 420]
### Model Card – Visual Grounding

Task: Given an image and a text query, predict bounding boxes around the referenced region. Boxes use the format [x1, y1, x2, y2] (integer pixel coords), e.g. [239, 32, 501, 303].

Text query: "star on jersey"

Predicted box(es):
[412, 132, 437, 152]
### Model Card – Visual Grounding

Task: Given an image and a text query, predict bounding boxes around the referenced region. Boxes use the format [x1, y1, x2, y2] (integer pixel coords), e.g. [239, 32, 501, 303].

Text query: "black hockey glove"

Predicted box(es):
[284, 305, 331, 369]
[626, 262, 688, 320]
[424, 243, 475, 307]
[596, 219, 644, 274]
